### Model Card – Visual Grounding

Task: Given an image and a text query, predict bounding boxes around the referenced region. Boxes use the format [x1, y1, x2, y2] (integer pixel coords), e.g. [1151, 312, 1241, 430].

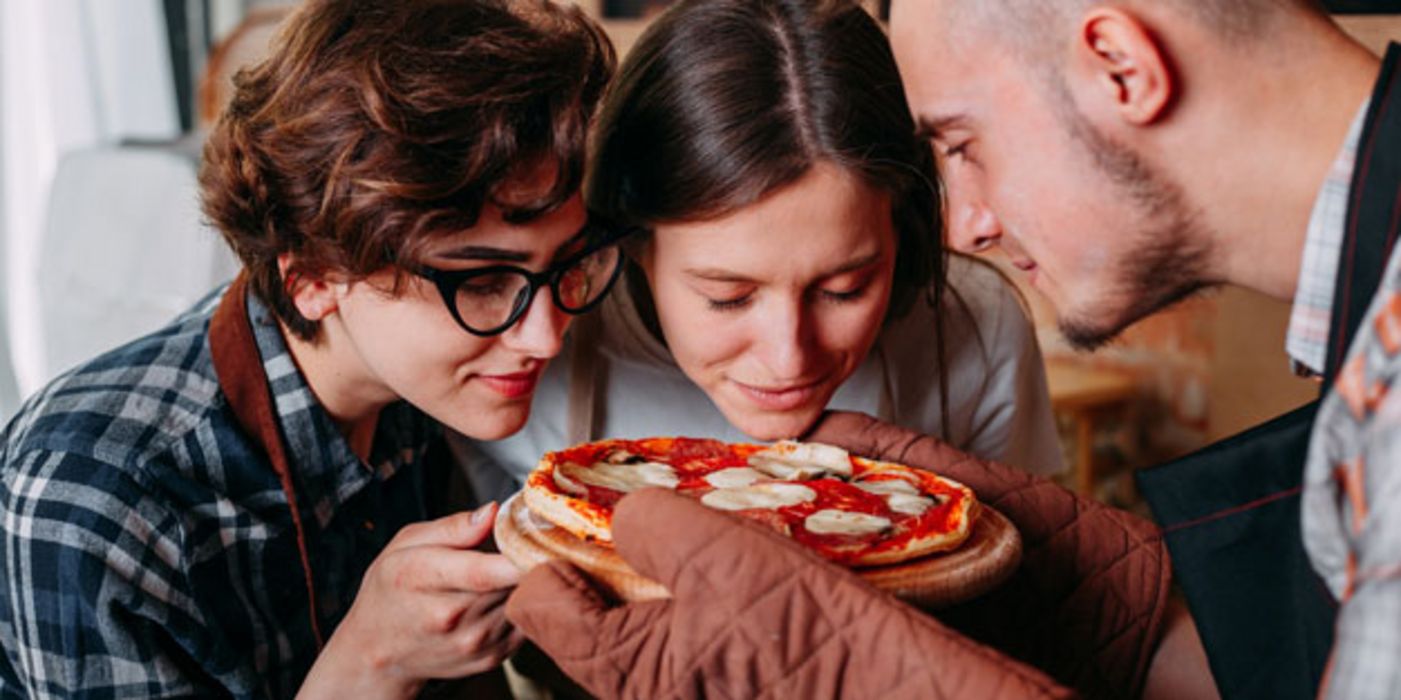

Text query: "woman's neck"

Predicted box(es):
[281, 321, 390, 461]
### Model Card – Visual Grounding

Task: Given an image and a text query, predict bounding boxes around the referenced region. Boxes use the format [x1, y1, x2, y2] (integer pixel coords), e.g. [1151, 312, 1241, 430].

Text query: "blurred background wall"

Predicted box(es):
[0, 6, 16, 420]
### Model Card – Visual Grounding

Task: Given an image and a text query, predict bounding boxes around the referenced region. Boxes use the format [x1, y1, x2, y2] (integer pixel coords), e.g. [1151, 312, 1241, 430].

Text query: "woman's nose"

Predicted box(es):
[754, 300, 817, 380]
[503, 285, 569, 359]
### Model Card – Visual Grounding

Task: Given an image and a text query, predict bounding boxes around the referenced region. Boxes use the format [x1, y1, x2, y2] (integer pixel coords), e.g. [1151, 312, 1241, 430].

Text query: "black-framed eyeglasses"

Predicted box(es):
[414, 220, 639, 336]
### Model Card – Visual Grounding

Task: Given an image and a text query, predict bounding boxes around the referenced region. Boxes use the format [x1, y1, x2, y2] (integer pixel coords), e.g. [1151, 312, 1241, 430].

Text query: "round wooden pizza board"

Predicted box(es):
[495, 492, 1022, 609]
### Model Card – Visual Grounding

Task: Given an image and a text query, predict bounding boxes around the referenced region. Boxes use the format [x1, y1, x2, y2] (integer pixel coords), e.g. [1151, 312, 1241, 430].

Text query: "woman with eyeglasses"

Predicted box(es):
[0, 1, 617, 696]
[451, 0, 1064, 510]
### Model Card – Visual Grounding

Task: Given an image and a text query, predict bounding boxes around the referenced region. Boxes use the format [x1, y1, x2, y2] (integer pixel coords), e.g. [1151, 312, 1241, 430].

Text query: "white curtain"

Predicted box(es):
[0, 6, 16, 422]
[0, 0, 179, 409]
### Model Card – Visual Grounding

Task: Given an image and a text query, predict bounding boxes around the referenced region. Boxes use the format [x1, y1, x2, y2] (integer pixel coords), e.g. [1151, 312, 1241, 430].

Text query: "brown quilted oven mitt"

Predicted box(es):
[807, 410, 1171, 699]
[507, 488, 1074, 700]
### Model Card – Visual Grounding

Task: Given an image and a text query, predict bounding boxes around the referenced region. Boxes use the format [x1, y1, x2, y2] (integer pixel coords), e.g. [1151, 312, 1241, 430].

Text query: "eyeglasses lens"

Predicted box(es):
[452, 271, 530, 333]
[556, 245, 619, 311]
[450, 243, 622, 333]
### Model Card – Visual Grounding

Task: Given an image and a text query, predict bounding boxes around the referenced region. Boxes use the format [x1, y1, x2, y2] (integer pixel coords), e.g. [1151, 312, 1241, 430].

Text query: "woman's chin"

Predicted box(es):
[440, 406, 531, 441]
[723, 405, 825, 442]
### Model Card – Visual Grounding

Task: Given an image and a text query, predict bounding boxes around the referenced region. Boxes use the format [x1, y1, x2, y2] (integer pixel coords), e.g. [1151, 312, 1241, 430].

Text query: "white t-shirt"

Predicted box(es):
[449, 255, 1066, 504]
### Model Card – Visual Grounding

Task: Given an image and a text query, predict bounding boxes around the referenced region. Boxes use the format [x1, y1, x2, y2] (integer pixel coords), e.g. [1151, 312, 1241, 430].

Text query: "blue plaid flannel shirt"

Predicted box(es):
[0, 286, 439, 698]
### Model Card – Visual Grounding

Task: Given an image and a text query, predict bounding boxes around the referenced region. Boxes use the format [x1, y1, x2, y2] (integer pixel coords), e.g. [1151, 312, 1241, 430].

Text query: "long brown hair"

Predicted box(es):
[588, 0, 955, 433]
[200, 0, 614, 340]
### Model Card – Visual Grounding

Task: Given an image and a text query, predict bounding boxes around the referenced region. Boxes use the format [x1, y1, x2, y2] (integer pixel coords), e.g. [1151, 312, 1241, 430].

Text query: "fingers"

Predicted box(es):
[612, 489, 838, 608]
[463, 586, 511, 619]
[459, 604, 523, 668]
[443, 551, 522, 592]
[405, 550, 522, 593]
[391, 503, 499, 551]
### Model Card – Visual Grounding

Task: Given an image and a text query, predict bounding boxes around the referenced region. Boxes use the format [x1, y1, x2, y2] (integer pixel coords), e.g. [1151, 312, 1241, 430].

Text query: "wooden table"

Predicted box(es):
[1045, 358, 1140, 497]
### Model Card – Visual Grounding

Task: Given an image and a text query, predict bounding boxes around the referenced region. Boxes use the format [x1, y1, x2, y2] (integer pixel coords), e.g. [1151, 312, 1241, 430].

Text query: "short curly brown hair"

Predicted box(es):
[200, 0, 614, 340]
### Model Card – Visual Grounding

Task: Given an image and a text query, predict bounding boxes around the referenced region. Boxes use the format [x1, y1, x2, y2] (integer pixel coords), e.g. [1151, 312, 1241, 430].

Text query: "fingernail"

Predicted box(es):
[471, 503, 495, 525]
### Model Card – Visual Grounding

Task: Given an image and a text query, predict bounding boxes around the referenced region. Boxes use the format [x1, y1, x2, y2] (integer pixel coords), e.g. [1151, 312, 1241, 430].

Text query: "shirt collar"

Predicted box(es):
[1286, 99, 1371, 376]
[245, 288, 434, 527]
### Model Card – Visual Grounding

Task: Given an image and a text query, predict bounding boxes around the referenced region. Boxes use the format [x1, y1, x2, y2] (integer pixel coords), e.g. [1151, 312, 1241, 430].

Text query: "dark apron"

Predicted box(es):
[1136, 42, 1401, 700]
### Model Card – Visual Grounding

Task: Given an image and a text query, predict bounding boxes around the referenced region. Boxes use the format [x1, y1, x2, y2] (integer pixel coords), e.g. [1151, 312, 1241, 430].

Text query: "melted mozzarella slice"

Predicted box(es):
[853, 478, 919, 496]
[703, 467, 766, 489]
[748, 441, 853, 480]
[553, 463, 589, 495]
[700, 482, 817, 511]
[602, 449, 642, 464]
[885, 492, 936, 516]
[803, 509, 892, 536]
[558, 460, 680, 493]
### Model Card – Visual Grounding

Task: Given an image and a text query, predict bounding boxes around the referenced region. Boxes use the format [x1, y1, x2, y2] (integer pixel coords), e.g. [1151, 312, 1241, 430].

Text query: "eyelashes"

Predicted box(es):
[707, 296, 751, 311]
[705, 286, 869, 312]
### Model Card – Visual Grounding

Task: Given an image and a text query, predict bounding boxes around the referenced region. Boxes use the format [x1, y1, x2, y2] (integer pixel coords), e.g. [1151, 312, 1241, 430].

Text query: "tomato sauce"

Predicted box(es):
[539, 438, 974, 565]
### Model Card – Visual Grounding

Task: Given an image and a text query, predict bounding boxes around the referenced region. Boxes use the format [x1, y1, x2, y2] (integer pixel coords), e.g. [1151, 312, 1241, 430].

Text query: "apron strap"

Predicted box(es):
[209, 273, 325, 648]
[874, 341, 897, 424]
[1325, 41, 1401, 386]
[566, 312, 604, 445]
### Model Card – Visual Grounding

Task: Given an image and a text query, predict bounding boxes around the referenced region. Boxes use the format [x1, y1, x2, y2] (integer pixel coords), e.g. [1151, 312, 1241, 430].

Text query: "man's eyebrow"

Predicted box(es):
[914, 114, 969, 140]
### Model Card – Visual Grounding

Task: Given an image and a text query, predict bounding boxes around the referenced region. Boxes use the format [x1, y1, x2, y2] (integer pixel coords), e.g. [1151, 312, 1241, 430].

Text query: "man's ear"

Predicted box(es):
[1068, 7, 1175, 126]
[277, 253, 340, 321]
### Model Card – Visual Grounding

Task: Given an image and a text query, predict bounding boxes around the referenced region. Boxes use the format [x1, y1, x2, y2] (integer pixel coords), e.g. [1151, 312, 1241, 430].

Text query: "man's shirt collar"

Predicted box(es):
[1287, 99, 1371, 377]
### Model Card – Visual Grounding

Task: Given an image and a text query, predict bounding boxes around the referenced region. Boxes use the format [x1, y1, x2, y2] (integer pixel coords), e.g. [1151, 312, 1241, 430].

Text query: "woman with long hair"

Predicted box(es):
[452, 0, 1062, 508]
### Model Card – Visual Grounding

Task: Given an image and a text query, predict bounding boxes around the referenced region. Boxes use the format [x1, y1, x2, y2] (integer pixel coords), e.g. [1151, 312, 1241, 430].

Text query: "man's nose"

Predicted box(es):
[945, 188, 1002, 254]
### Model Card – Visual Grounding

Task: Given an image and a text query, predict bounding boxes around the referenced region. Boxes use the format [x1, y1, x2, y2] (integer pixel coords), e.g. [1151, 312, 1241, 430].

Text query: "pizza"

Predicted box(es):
[520, 437, 979, 567]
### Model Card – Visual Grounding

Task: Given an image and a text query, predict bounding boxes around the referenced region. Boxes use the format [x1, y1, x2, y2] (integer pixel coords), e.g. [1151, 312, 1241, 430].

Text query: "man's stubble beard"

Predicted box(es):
[1053, 103, 1216, 351]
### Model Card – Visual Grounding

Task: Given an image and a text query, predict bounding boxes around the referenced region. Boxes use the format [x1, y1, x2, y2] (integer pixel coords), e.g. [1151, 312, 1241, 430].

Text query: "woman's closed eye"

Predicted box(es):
[458, 274, 517, 300]
[692, 279, 758, 312]
[816, 284, 869, 304]
[812, 266, 877, 305]
[706, 293, 753, 311]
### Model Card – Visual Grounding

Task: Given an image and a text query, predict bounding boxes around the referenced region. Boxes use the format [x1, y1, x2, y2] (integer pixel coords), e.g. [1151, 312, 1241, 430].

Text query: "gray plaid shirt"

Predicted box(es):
[0, 285, 438, 698]
[1296, 100, 1401, 699]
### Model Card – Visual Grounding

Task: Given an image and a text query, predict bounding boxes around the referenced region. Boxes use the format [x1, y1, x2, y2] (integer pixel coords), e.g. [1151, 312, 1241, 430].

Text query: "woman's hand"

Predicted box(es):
[299, 502, 523, 699]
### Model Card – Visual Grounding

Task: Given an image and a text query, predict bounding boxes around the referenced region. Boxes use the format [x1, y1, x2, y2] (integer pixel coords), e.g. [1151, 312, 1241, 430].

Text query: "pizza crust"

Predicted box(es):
[522, 472, 614, 542]
[847, 501, 977, 567]
[497, 492, 1021, 609]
